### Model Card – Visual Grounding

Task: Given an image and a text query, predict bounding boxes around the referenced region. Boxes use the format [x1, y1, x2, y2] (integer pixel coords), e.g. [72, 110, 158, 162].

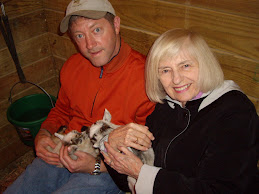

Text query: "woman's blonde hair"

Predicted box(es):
[145, 28, 224, 103]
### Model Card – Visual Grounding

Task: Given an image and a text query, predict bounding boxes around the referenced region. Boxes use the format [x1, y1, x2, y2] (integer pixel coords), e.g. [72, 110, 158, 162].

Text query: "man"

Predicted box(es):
[4, 0, 155, 193]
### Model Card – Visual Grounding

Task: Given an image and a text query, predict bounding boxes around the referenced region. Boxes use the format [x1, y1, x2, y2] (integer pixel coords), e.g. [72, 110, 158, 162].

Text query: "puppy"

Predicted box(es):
[46, 126, 99, 167]
[89, 109, 155, 193]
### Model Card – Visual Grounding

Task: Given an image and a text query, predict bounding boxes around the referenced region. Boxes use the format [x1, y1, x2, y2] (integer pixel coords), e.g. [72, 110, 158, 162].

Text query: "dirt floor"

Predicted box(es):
[0, 149, 35, 193]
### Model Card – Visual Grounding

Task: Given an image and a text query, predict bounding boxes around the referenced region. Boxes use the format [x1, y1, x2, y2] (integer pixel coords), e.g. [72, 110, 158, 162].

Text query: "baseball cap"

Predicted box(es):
[60, 0, 116, 33]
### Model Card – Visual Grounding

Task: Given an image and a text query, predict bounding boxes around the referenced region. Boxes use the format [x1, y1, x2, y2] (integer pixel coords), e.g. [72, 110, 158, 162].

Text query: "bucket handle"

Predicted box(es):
[9, 81, 55, 108]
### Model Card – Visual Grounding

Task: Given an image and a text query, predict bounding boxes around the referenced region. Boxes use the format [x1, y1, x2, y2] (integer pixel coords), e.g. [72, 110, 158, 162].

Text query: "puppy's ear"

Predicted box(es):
[81, 126, 90, 133]
[103, 109, 111, 122]
[57, 125, 67, 133]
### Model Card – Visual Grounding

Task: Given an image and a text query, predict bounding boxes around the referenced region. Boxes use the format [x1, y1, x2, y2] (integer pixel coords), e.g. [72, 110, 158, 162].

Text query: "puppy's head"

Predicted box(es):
[62, 130, 82, 146]
[89, 109, 117, 148]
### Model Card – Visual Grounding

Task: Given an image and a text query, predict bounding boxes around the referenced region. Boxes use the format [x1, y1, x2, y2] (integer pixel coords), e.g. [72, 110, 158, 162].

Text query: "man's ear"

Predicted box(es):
[113, 16, 120, 35]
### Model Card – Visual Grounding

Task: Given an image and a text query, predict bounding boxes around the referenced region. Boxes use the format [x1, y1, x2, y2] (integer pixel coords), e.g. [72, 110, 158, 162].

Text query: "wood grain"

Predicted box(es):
[162, 0, 259, 19]
[43, 0, 70, 12]
[0, 10, 47, 49]
[110, 0, 259, 60]
[0, 33, 51, 76]
[0, 124, 32, 170]
[0, 0, 42, 18]
[0, 57, 56, 102]
[48, 33, 78, 59]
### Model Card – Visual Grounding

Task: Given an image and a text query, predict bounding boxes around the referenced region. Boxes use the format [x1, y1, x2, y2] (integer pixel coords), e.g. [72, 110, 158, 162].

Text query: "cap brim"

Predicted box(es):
[60, 10, 107, 33]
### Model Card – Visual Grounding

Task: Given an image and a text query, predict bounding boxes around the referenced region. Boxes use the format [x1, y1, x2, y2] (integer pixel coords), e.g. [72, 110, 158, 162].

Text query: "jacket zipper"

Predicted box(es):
[163, 108, 191, 168]
[90, 66, 104, 117]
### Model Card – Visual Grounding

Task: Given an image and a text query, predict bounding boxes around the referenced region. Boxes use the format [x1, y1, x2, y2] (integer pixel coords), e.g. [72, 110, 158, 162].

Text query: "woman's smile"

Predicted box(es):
[173, 83, 191, 93]
[159, 50, 200, 106]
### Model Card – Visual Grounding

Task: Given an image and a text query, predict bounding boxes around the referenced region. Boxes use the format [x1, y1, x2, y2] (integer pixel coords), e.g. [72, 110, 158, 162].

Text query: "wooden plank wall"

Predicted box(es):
[0, 0, 258, 170]
[0, 0, 59, 170]
[44, 0, 259, 111]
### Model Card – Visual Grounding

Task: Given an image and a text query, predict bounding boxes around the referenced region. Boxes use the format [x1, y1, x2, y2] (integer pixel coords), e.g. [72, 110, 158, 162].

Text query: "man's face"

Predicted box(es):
[70, 16, 120, 67]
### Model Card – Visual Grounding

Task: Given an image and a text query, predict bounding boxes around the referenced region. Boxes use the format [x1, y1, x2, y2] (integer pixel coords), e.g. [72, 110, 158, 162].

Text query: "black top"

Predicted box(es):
[106, 89, 258, 193]
[147, 91, 258, 193]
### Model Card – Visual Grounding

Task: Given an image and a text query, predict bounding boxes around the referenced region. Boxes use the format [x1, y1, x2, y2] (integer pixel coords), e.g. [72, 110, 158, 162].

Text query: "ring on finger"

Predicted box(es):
[109, 161, 113, 165]
[134, 137, 138, 144]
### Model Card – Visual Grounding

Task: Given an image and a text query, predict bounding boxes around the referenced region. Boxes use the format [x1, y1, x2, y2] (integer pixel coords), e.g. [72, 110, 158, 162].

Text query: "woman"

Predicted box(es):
[103, 29, 258, 193]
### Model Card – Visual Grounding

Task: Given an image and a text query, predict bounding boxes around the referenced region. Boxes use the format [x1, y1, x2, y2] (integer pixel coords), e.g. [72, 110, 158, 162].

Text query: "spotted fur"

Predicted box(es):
[46, 126, 99, 167]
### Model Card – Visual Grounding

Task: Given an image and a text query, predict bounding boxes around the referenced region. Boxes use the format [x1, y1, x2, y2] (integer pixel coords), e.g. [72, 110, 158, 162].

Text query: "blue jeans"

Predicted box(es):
[4, 157, 124, 194]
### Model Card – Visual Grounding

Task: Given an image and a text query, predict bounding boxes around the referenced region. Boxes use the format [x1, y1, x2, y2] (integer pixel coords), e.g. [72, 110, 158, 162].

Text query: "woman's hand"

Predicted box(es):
[108, 123, 154, 152]
[34, 129, 61, 166]
[102, 142, 144, 179]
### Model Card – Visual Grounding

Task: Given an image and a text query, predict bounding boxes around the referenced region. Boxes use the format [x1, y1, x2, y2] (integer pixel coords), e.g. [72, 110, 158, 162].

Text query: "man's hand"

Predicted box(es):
[108, 123, 154, 151]
[34, 129, 61, 166]
[59, 145, 107, 173]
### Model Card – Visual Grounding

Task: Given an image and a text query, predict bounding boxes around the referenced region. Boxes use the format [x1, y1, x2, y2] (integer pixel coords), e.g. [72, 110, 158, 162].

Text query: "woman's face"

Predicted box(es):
[158, 50, 200, 106]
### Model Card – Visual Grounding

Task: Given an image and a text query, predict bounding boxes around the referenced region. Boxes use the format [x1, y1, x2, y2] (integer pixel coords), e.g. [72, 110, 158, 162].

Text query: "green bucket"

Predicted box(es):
[6, 82, 56, 146]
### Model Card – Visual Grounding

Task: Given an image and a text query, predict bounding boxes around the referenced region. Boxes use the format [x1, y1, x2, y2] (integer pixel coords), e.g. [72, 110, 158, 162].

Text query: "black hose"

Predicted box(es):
[0, 2, 26, 83]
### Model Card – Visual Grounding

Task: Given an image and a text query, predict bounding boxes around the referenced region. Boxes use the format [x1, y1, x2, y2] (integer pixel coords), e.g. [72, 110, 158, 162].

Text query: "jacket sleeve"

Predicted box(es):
[151, 94, 258, 193]
[40, 61, 71, 134]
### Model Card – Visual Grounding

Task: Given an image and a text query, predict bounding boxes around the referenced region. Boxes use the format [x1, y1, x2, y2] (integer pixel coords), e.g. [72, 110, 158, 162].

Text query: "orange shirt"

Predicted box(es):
[41, 39, 155, 134]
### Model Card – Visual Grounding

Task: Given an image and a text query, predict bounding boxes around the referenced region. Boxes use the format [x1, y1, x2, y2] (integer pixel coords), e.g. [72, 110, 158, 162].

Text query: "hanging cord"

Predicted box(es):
[0, 2, 26, 83]
[8, 81, 55, 108]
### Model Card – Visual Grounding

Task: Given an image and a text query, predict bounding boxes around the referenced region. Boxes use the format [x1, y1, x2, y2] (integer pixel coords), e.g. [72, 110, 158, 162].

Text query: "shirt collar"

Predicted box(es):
[103, 37, 131, 73]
